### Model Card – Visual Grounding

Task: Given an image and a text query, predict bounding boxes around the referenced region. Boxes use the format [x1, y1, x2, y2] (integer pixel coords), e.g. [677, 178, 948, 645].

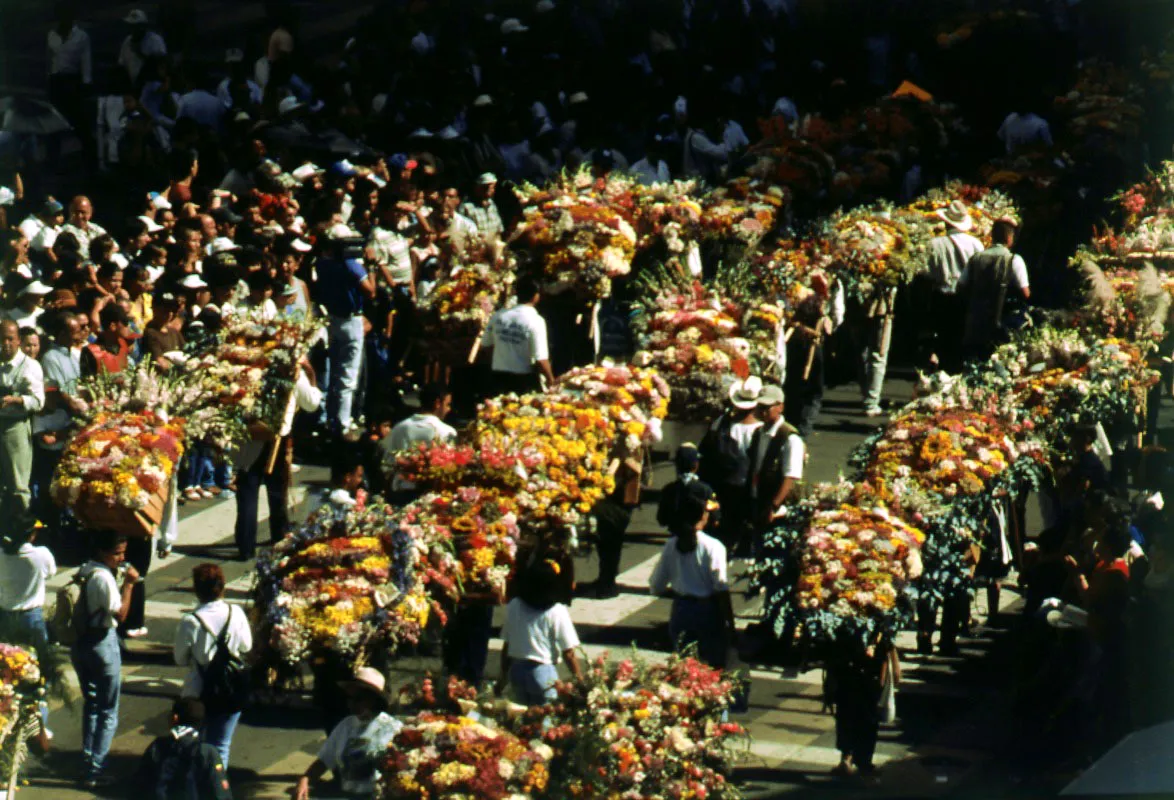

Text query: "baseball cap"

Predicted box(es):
[478, 172, 498, 185]
[179, 274, 209, 290]
[675, 443, 700, 473]
[757, 384, 785, 407]
[331, 160, 359, 178]
[138, 215, 164, 233]
[42, 199, 65, 216]
[148, 192, 172, 210]
[389, 153, 418, 171]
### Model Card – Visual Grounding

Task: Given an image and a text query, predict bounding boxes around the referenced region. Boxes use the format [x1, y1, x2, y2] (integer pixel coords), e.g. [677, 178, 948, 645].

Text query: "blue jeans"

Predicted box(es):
[670, 596, 728, 669]
[71, 628, 121, 778]
[0, 608, 51, 730]
[202, 709, 241, 767]
[509, 660, 559, 706]
[327, 315, 365, 432]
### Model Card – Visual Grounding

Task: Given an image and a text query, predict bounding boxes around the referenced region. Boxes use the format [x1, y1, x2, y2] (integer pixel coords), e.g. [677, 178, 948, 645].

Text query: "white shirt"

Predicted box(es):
[30, 224, 60, 253]
[0, 544, 57, 611]
[60, 221, 107, 259]
[384, 413, 457, 492]
[317, 713, 402, 795]
[18, 217, 43, 243]
[753, 418, 805, 479]
[3, 306, 44, 331]
[0, 350, 45, 418]
[502, 598, 580, 664]
[483, 304, 549, 375]
[997, 113, 1053, 155]
[174, 600, 254, 698]
[368, 227, 413, 285]
[118, 31, 167, 84]
[78, 562, 121, 630]
[649, 532, 729, 598]
[48, 25, 92, 83]
[926, 231, 984, 294]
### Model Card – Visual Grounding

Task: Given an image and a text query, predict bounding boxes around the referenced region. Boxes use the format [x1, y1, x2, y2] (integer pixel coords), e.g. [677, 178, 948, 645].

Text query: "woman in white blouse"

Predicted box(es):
[495, 559, 584, 705]
[649, 482, 736, 669]
[174, 563, 252, 767]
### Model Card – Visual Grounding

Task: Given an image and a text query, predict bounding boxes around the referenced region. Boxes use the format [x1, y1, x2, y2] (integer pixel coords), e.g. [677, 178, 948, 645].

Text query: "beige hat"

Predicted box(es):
[935, 200, 973, 232]
[338, 666, 386, 695]
[728, 376, 763, 410]
[757, 384, 785, 407]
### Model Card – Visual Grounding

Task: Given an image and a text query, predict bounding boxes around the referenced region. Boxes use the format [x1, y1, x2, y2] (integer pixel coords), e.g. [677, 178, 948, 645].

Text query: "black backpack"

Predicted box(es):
[193, 607, 252, 714]
[145, 732, 232, 800]
[699, 415, 751, 487]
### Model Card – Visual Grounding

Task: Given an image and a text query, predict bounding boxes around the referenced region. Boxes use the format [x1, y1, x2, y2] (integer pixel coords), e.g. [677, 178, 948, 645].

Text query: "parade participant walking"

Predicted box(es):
[749, 384, 805, 540]
[481, 275, 555, 396]
[174, 564, 253, 767]
[657, 443, 721, 535]
[829, 640, 896, 781]
[922, 201, 983, 370]
[0, 320, 44, 517]
[70, 530, 140, 789]
[496, 559, 584, 705]
[378, 383, 455, 503]
[649, 481, 733, 669]
[134, 699, 232, 800]
[784, 274, 843, 438]
[959, 217, 1031, 362]
[294, 668, 402, 800]
[699, 376, 762, 554]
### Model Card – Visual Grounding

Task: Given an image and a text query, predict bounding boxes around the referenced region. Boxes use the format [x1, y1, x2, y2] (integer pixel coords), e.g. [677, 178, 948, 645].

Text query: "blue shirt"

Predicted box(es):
[317, 256, 367, 317]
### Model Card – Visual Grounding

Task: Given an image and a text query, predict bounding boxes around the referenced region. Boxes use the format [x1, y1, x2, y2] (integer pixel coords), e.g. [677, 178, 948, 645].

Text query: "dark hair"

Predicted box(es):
[92, 529, 126, 555]
[1, 513, 39, 556]
[517, 560, 561, 612]
[331, 447, 365, 485]
[991, 219, 1017, 244]
[192, 563, 226, 603]
[673, 491, 709, 554]
[97, 261, 123, 281]
[515, 274, 540, 301]
[99, 303, 130, 329]
[172, 697, 206, 727]
[18, 326, 37, 340]
[418, 383, 450, 413]
[245, 270, 271, 293]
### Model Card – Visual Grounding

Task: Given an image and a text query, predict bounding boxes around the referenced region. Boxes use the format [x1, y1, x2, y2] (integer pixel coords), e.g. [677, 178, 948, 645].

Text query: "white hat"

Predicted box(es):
[209, 237, 240, 254]
[478, 172, 498, 185]
[339, 666, 386, 695]
[408, 126, 434, 138]
[728, 376, 764, 410]
[290, 238, 313, 253]
[0, 187, 14, 206]
[757, 384, 785, 407]
[149, 192, 172, 211]
[124, 9, 148, 24]
[472, 94, 494, 108]
[225, 48, 245, 64]
[19, 280, 53, 298]
[179, 274, 209, 290]
[138, 215, 163, 233]
[500, 18, 529, 34]
[277, 96, 305, 116]
[536, 0, 556, 11]
[291, 163, 323, 183]
[437, 125, 460, 140]
[326, 222, 360, 239]
[568, 91, 589, 105]
[935, 201, 974, 232]
[146, 265, 166, 284]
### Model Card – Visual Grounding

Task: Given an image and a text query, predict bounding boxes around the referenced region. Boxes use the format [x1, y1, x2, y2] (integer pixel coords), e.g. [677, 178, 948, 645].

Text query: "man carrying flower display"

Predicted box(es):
[923, 201, 983, 370]
[0, 320, 44, 517]
[749, 384, 805, 543]
[700, 376, 763, 554]
[958, 217, 1031, 362]
[481, 275, 555, 396]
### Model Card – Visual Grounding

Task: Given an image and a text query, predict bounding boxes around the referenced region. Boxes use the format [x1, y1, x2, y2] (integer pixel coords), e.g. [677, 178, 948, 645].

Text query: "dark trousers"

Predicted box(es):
[442, 604, 495, 687]
[833, 665, 883, 768]
[595, 503, 633, 588]
[784, 340, 824, 438]
[234, 442, 290, 559]
[30, 446, 62, 527]
[715, 483, 750, 553]
[120, 536, 152, 632]
[492, 371, 542, 397]
[917, 588, 969, 650]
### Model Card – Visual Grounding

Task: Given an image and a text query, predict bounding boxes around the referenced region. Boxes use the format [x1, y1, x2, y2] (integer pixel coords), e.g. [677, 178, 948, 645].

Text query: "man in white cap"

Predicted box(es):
[117, 9, 167, 85]
[294, 666, 401, 800]
[0, 320, 44, 517]
[923, 200, 983, 370]
[459, 173, 503, 242]
[749, 384, 804, 545]
[699, 376, 763, 552]
[3, 280, 53, 331]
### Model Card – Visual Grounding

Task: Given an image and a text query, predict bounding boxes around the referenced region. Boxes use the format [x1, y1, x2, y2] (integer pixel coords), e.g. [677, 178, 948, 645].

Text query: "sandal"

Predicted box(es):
[198, 488, 215, 499]
[183, 487, 203, 502]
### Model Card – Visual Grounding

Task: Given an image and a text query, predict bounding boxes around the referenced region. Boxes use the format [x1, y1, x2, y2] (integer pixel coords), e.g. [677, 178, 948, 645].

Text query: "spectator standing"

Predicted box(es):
[33, 313, 85, 523]
[0, 320, 45, 517]
[174, 563, 253, 767]
[459, 173, 504, 242]
[317, 233, 374, 439]
[117, 9, 167, 86]
[47, 6, 92, 161]
[60, 197, 107, 260]
[71, 530, 140, 789]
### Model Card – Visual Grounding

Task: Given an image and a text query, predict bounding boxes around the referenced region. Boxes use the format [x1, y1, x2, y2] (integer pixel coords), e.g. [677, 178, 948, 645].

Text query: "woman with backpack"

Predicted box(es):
[649, 480, 735, 670]
[173, 563, 253, 767]
[0, 512, 56, 751]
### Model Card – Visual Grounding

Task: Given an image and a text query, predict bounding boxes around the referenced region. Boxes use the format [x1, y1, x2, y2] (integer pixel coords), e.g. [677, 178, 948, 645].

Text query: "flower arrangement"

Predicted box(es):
[0, 644, 42, 787]
[824, 207, 925, 289]
[900, 182, 1018, 243]
[51, 411, 184, 532]
[699, 177, 788, 243]
[419, 256, 516, 342]
[556, 363, 671, 456]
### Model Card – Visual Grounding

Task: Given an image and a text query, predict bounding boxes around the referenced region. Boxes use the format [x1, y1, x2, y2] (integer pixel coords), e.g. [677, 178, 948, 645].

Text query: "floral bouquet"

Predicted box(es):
[511, 176, 639, 299]
[699, 177, 788, 244]
[557, 363, 671, 456]
[823, 207, 925, 290]
[900, 182, 1019, 244]
[51, 411, 184, 535]
[757, 490, 925, 647]
[418, 257, 516, 344]
[380, 712, 552, 798]
[254, 501, 433, 679]
[0, 644, 42, 787]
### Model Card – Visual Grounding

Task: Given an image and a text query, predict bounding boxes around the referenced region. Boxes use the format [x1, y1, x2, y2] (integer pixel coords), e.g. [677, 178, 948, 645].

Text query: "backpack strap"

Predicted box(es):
[191, 606, 234, 667]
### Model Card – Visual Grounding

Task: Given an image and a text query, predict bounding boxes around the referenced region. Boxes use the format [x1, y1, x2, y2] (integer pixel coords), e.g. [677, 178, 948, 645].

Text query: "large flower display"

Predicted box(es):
[0, 644, 42, 787]
[51, 411, 185, 535]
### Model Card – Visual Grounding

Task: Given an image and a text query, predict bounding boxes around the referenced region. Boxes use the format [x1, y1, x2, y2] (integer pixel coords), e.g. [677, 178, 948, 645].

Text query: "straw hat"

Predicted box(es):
[728, 376, 764, 410]
[935, 200, 973, 232]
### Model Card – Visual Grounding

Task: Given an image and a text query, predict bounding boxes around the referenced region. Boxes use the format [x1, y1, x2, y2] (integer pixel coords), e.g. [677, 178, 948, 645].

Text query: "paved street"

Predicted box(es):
[13, 369, 1078, 800]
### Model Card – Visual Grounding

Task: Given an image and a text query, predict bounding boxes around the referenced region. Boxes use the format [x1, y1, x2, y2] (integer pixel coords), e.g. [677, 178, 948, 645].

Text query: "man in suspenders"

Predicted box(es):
[0, 320, 45, 517]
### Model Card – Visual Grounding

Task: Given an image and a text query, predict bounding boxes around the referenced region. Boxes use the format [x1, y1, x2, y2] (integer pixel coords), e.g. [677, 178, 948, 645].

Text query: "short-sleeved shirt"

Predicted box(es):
[0, 544, 57, 611]
[926, 232, 984, 294]
[483, 304, 549, 374]
[78, 562, 121, 630]
[649, 532, 729, 598]
[368, 226, 413, 285]
[381, 414, 457, 491]
[317, 712, 402, 796]
[143, 327, 186, 361]
[502, 599, 580, 664]
[318, 256, 368, 317]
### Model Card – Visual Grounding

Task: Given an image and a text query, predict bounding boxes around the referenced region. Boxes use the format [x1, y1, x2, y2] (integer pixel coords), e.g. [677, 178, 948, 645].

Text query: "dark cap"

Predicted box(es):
[675, 443, 700, 473]
[211, 206, 243, 226]
[42, 199, 65, 216]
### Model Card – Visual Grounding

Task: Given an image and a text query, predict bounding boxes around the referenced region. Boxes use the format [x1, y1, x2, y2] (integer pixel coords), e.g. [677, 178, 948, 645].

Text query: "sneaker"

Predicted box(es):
[83, 775, 115, 789]
[125, 627, 149, 639]
[219, 489, 236, 500]
[864, 408, 884, 418]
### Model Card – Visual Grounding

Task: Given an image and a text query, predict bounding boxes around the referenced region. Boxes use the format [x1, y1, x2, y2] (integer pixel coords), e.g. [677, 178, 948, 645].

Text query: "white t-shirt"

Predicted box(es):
[502, 598, 580, 664]
[384, 414, 458, 491]
[368, 226, 413, 285]
[174, 601, 254, 698]
[78, 562, 121, 630]
[958, 249, 1030, 292]
[483, 304, 549, 375]
[0, 544, 57, 611]
[649, 531, 729, 598]
[317, 712, 403, 795]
